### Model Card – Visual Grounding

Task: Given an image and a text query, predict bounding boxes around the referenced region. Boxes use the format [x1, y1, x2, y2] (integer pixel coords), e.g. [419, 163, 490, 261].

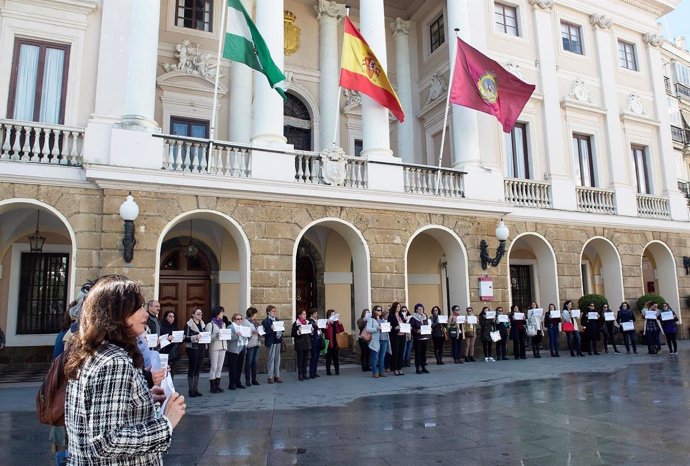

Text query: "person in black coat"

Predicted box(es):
[582, 302, 601, 355]
[160, 310, 181, 379]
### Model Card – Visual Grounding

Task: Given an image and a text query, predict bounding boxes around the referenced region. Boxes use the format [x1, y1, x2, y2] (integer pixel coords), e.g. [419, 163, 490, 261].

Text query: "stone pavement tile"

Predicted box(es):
[204, 429, 271, 456]
[199, 454, 268, 466]
[299, 457, 392, 466]
[163, 453, 205, 466]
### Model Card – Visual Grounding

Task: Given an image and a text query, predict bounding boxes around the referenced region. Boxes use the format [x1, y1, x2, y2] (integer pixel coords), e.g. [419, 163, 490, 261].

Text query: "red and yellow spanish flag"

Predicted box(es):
[339, 17, 405, 123]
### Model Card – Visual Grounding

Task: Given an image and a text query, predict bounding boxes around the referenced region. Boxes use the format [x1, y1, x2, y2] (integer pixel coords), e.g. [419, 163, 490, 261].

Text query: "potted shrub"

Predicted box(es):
[577, 294, 608, 312]
[635, 294, 666, 313]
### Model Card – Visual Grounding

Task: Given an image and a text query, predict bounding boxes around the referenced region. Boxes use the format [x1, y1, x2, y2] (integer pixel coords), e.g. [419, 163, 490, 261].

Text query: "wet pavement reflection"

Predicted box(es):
[3, 353, 690, 465]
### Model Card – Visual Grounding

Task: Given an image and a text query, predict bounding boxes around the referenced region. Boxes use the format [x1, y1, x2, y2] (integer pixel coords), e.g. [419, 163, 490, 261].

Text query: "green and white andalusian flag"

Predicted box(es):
[223, 0, 287, 100]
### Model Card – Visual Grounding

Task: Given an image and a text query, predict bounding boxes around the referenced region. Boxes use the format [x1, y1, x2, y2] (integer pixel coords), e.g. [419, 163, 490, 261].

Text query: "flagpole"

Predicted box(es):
[331, 5, 350, 148]
[209, 0, 228, 142]
[435, 28, 460, 194]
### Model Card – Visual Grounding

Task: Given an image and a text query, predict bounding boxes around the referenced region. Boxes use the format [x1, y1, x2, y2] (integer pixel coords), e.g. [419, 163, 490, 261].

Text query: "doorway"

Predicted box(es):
[510, 264, 533, 311]
[159, 246, 212, 323]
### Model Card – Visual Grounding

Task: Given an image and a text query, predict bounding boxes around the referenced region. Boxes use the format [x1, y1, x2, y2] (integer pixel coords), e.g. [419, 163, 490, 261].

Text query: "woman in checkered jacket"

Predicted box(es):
[64, 275, 186, 466]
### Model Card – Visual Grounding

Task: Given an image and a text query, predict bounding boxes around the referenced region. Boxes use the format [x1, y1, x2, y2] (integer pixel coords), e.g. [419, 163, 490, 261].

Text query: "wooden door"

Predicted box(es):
[296, 256, 316, 315]
[159, 247, 212, 324]
[510, 265, 533, 312]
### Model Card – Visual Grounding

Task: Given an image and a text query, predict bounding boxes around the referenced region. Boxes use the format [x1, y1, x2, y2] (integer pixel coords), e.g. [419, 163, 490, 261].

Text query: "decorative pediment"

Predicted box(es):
[156, 70, 227, 96]
[161, 40, 224, 84]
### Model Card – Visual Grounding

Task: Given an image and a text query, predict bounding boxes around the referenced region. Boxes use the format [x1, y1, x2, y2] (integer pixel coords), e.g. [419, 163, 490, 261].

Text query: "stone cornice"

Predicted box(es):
[528, 0, 555, 10]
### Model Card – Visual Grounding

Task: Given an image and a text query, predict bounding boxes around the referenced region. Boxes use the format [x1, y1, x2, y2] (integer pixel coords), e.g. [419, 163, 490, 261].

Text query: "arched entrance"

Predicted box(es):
[405, 226, 469, 313]
[641, 241, 680, 315]
[507, 233, 559, 310]
[284, 93, 312, 150]
[580, 237, 624, 305]
[293, 218, 370, 332]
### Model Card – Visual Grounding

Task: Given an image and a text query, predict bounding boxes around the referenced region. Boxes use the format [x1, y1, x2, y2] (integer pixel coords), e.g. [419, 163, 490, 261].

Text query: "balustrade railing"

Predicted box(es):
[504, 178, 551, 208]
[294, 152, 367, 188]
[0, 120, 84, 166]
[158, 135, 251, 177]
[637, 194, 670, 219]
[576, 186, 615, 214]
[402, 164, 464, 197]
[677, 82, 690, 100]
[671, 125, 687, 144]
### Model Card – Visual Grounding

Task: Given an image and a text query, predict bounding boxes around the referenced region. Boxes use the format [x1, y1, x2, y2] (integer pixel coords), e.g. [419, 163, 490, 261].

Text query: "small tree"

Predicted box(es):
[577, 294, 608, 312]
[635, 294, 666, 313]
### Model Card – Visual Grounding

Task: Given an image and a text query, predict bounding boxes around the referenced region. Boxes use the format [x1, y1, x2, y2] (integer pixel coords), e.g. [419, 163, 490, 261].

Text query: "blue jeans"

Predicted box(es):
[566, 331, 581, 354]
[403, 339, 413, 365]
[371, 340, 388, 375]
[548, 326, 560, 355]
[451, 337, 463, 361]
[244, 346, 259, 382]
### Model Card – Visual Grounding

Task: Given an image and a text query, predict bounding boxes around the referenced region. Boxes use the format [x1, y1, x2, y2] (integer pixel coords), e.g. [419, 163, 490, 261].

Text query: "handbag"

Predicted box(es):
[321, 338, 329, 355]
[448, 326, 459, 339]
[490, 330, 501, 342]
[526, 323, 538, 337]
[336, 332, 349, 349]
[360, 329, 372, 342]
[562, 322, 575, 333]
[442, 327, 449, 341]
[36, 350, 69, 426]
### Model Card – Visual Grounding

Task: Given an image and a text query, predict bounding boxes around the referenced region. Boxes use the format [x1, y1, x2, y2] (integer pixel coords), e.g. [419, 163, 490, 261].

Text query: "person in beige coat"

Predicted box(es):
[205, 306, 227, 393]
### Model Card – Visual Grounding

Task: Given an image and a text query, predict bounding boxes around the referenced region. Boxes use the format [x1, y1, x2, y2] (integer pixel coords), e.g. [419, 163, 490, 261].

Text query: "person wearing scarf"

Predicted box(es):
[205, 306, 227, 393]
[291, 309, 312, 381]
[226, 313, 248, 389]
[409, 303, 430, 374]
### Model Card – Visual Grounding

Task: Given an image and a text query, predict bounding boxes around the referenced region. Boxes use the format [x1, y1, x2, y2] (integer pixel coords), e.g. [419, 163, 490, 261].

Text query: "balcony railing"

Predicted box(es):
[671, 125, 687, 144]
[637, 194, 670, 219]
[504, 178, 551, 208]
[403, 164, 465, 197]
[159, 135, 251, 177]
[294, 151, 367, 188]
[677, 83, 690, 100]
[0, 120, 84, 166]
[576, 186, 615, 214]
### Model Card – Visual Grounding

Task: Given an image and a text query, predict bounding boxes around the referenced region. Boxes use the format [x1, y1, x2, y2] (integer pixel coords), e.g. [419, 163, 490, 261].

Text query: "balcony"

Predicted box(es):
[0, 120, 84, 166]
[159, 135, 251, 177]
[576, 186, 615, 214]
[677, 83, 690, 101]
[504, 178, 552, 208]
[637, 194, 670, 219]
[295, 151, 367, 188]
[403, 164, 465, 197]
[671, 125, 687, 144]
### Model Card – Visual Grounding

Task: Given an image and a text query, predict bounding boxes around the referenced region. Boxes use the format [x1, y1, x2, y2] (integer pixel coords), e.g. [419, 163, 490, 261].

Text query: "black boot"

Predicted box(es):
[252, 378, 260, 385]
[215, 379, 224, 393]
[188, 376, 197, 397]
[193, 376, 202, 396]
[210, 379, 218, 394]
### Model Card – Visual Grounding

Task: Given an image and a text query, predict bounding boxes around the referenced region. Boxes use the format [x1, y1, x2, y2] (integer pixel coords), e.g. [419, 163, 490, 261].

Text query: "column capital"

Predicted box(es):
[315, 0, 346, 21]
[528, 0, 555, 10]
[589, 14, 612, 30]
[390, 17, 411, 38]
[642, 32, 663, 47]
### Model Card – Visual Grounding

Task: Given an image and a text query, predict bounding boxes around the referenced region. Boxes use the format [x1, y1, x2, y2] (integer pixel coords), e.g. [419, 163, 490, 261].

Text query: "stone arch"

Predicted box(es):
[507, 232, 559, 310]
[404, 225, 470, 311]
[641, 240, 680, 318]
[580, 236, 624, 306]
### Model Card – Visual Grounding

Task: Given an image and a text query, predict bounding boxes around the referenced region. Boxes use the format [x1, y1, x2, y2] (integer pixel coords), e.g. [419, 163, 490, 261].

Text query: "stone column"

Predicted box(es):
[120, 0, 160, 129]
[252, 0, 287, 146]
[316, 0, 346, 150]
[643, 32, 689, 221]
[229, 0, 255, 144]
[530, 0, 576, 210]
[359, 0, 394, 160]
[391, 17, 414, 163]
[590, 14, 636, 216]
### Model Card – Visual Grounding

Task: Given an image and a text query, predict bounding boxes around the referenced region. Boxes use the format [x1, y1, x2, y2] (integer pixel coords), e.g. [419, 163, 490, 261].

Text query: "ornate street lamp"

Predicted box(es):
[119, 192, 139, 263]
[480, 218, 509, 270]
[28, 209, 46, 253]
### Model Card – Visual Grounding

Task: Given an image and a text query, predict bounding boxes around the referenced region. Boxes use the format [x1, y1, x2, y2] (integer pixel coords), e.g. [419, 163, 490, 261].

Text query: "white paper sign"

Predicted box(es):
[317, 319, 328, 329]
[159, 374, 176, 415]
[158, 354, 168, 371]
[550, 310, 561, 319]
[380, 322, 391, 333]
[531, 308, 543, 318]
[159, 334, 170, 349]
[604, 312, 615, 321]
[621, 322, 635, 331]
[257, 326, 266, 336]
[457, 316, 467, 324]
[513, 313, 525, 321]
[272, 321, 285, 332]
[420, 324, 432, 335]
[172, 331, 184, 343]
[239, 326, 252, 337]
[467, 316, 478, 324]
[572, 310, 581, 319]
[437, 315, 448, 324]
[399, 323, 411, 334]
[329, 314, 340, 322]
[146, 333, 159, 348]
[299, 324, 312, 335]
[498, 315, 509, 323]
[198, 332, 211, 344]
[485, 311, 496, 319]
[219, 328, 233, 340]
[645, 311, 657, 320]
[588, 312, 600, 320]
[661, 311, 674, 321]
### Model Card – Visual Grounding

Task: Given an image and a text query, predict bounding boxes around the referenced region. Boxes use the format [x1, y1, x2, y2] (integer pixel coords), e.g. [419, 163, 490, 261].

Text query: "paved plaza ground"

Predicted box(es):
[2, 342, 690, 465]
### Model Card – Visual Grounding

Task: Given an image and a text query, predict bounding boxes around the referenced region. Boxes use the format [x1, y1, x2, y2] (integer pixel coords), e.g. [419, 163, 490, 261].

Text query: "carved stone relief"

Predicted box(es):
[528, 0, 555, 10]
[624, 93, 645, 115]
[642, 33, 663, 47]
[567, 78, 593, 104]
[589, 14, 612, 30]
[162, 40, 219, 81]
[425, 73, 447, 106]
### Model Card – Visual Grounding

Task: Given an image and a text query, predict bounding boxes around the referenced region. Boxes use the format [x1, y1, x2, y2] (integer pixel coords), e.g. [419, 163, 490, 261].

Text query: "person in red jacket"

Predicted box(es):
[325, 309, 345, 375]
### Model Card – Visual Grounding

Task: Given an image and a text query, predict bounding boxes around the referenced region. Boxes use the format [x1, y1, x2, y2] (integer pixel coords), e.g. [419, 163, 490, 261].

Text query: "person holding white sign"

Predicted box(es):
[616, 301, 637, 354]
[307, 309, 323, 379]
[463, 307, 477, 363]
[527, 303, 544, 359]
[205, 306, 227, 394]
[226, 313, 248, 389]
[160, 310, 181, 379]
[262, 305, 283, 384]
[642, 302, 662, 354]
[388, 302, 406, 376]
[479, 306, 496, 362]
[495, 307, 510, 360]
[600, 304, 621, 354]
[410, 304, 431, 373]
[401, 306, 414, 368]
[448, 306, 464, 364]
[561, 300, 583, 357]
[365, 306, 385, 378]
[545, 303, 561, 357]
[430, 306, 447, 365]
[243, 307, 261, 386]
[183, 307, 206, 397]
[581, 303, 602, 356]
[509, 305, 527, 360]
[325, 309, 345, 375]
[660, 303, 679, 354]
[291, 309, 312, 381]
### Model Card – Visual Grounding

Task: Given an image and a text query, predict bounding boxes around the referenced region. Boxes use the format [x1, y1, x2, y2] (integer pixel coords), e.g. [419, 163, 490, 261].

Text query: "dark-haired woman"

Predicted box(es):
[184, 307, 206, 397]
[325, 309, 345, 375]
[292, 309, 312, 381]
[659, 303, 679, 354]
[616, 302, 637, 354]
[430, 306, 446, 365]
[410, 303, 430, 373]
[479, 306, 496, 362]
[356, 308, 372, 372]
[562, 300, 583, 357]
[401, 305, 413, 367]
[64, 275, 185, 465]
[243, 307, 261, 386]
[160, 310, 181, 379]
[389, 302, 406, 375]
[545, 303, 561, 357]
[509, 304, 526, 360]
[601, 303, 621, 354]
[205, 306, 226, 393]
[308, 308, 322, 379]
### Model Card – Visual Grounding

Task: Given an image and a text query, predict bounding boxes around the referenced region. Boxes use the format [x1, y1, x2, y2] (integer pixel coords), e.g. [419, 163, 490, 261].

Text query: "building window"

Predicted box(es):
[354, 139, 363, 157]
[429, 14, 445, 53]
[170, 116, 209, 138]
[495, 3, 519, 36]
[561, 21, 583, 55]
[17, 253, 69, 334]
[7, 39, 70, 124]
[175, 0, 213, 32]
[632, 145, 651, 194]
[505, 122, 530, 178]
[284, 93, 312, 151]
[618, 40, 638, 71]
[573, 134, 595, 187]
